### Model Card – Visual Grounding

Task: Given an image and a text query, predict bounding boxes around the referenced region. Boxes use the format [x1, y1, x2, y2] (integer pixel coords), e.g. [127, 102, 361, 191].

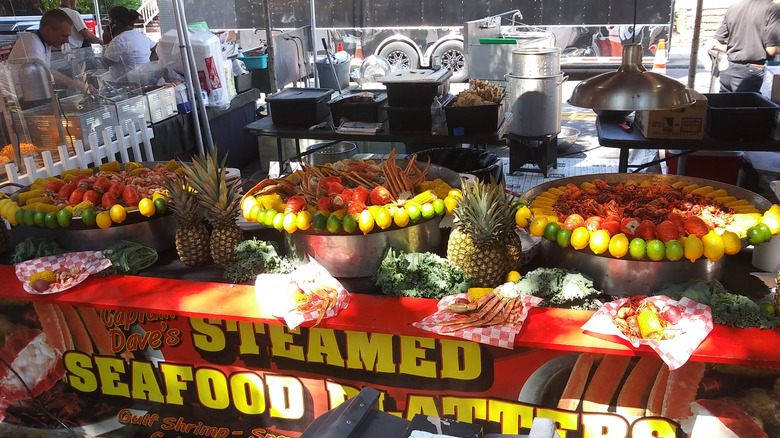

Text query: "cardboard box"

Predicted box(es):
[634, 90, 707, 139]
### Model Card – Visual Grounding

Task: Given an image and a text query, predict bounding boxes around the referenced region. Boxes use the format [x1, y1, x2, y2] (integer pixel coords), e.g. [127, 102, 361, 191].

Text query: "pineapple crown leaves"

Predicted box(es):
[163, 173, 198, 222]
[177, 148, 241, 222]
[454, 177, 515, 238]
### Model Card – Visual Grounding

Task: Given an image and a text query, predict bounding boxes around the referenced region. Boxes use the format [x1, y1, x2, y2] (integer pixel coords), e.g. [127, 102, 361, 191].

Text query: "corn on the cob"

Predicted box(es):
[714, 196, 737, 204]
[99, 161, 121, 173]
[29, 270, 56, 286]
[131, 168, 146, 176]
[23, 196, 52, 205]
[468, 287, 494, 302]
[18, 189, 44, 205]
[123, 161, 144, 171]
[671, 181, 687, 188]
[23, 203, 60, 213]
[79, 168, 93, 176]
[73, 200, 94, 211]
[411, 190, 436, 205]
[682, 184, 700, 193]
[691, 186, 714, 195]
[637, 309, 664, 340]
[706, 189, 728, 199]
[727, 199, 750, 207]
[164, 159, 179, 171]
[60, 169, 79, 179]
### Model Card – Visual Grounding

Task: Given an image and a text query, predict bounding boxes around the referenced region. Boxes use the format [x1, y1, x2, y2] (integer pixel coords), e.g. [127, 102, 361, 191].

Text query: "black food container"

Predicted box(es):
[329, 90, 388, 123]
[380, 69, 452, 107]
[385, 94, 454, 132]
[266, 88, 334, 126]
[704, 92, 779, 140]
[444, 98, 506, 135]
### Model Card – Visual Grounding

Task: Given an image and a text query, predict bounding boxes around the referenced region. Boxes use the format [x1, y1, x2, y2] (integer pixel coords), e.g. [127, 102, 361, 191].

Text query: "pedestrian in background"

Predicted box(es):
[59, 0, 102, 51]
[711, 0, 780, 92]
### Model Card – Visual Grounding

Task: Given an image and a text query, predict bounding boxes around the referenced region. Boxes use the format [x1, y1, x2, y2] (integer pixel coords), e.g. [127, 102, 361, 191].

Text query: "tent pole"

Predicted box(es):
[688, 0, 704, 88]
[309, 0, 318, 87]
[263, 0, 278, 93]
[92, 0, 101, 39]
[171, 0, 205, 156]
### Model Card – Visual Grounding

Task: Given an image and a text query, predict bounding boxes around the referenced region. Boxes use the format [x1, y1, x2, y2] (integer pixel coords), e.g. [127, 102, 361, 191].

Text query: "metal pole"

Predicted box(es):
[688, 0, 705, 88]
[309, 0, 318, 87]
[171, 0, 205, 156]
[175, 0, 215, 155]
[263, 0, 278, 93]
[92, 0, 102, 39]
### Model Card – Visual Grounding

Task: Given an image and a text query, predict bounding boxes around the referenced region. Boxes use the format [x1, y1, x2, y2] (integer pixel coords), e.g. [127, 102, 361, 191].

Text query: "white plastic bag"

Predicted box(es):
[761, 64, 780, 103]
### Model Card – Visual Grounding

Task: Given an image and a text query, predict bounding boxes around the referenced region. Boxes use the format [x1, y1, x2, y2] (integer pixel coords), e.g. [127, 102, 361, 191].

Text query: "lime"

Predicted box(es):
[754, 223, 773, 243]
[432, 198, 445, 216]
[326, 214, 341, 233]
[629, 238, 647, 260]
[56, 208, 72, 228]
[608, 233, 630, 258]
[512, 199, 528, 209]
[760, 301, 776, 316]
[33, 210, 46, 227]
[44, 212, 58, 229]
[589, 229, 611, 254]
[312, 213, 328, 231]
[272, 212, 285, 231]
[406, 202, 422, 222]
[81, 208, 97, 227]
[556, 228, 572, 248]
[646, 239, 666, 261]
[665, 239, 684, 261]
[153, 198, 168, 215]
[264, 210, 278, 227]
[342, 214, 357, 233]
[543, 222, 562, 241]
[421, 203, 435, 219]
[15, 208, 26, 226]
[747, 226, 765, 246]
[570, 226, 590, 250]
[256, 209, 267, 224]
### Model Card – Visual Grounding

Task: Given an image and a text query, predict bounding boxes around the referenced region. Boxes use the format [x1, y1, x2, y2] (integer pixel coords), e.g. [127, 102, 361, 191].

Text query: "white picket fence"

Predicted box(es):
[1, 118, 155, 193]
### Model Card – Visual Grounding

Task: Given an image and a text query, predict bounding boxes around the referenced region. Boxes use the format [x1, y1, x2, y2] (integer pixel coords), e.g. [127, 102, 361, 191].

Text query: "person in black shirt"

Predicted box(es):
[711, 0, 780, 92]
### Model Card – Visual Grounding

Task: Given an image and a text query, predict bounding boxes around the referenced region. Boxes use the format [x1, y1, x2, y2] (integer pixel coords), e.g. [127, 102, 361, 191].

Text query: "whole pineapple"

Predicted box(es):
[165, 174, 211, 266]
[179, 149, 244, 266]
[447, 178, 520, 288]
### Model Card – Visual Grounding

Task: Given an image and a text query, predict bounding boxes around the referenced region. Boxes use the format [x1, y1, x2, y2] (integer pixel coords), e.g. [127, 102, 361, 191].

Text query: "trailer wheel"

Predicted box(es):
[379, 42, 419, 70]
[433, 41, 467, 82]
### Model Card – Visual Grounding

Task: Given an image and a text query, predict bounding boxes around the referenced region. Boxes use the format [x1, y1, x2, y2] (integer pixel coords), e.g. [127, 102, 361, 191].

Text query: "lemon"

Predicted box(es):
[701, 230, 725, 262]
[570, 226, 590, 250]
[608, 233, 629, 258]
[761, 211, 780, 234]
[138, 198, 155, 217]
[506, 271, 521, 282]
[109, 204, 127, 224]
[528, 216, 549, 237]
[683, 235, 704, 262]
[242, 196, 258, 215]
[96, 211, 112, 229]
[769, 205, 780, 216]
[375, 208, 393, 229]
[444, 195, 458, 215]
[152, 191, 167, 201]
[283, 213, 298, 233]
[721, 230, 742, 255]
[515, 207, 530, 228]
[448, 189, 462, 199]
[359, 209, 374, 235]
[589, 229, 610, 255]
[296, 210, 313, 231]
[393, 207, 410, 228]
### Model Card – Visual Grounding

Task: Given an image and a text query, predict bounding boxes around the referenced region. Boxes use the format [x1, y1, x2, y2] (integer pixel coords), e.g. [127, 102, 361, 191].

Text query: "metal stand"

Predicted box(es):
[507, 133, 557, 176]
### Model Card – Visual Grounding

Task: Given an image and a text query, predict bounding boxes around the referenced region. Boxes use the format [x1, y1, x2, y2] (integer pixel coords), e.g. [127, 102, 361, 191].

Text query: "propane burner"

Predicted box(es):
[507, 133, 557, 177]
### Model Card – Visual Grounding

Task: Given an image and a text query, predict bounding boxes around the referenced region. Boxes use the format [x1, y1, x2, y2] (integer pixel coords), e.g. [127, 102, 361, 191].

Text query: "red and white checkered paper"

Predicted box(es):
[582, 295, 713, 370]
[256, 259, 350, 330]
[413, 294, 544, 349]
[15, 251, 113, 295]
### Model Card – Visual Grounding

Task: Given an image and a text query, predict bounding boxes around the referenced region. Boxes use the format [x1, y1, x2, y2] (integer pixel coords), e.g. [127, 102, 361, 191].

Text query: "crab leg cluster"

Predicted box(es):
[437, 292, 526, 333]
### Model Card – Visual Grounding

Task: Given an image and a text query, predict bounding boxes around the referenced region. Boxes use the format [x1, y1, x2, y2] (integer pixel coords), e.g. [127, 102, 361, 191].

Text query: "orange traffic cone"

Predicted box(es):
[607, 26, 622, 56]
[653, 39, 667, 74]
[351, 36, 364, 69]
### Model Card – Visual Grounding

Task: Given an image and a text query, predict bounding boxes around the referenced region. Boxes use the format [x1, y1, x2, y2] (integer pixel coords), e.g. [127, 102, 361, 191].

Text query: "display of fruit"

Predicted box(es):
[527, 177, 779, 263]
[240, 150, 459, 235]
[0, 160, 179, 229]
[177, 148, 242, 267]
[446, 178, 520, 288]
[165, 174, 211, 266]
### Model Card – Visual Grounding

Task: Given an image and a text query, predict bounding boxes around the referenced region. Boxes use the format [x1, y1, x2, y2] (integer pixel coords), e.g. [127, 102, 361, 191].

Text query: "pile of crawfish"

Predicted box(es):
[553, 180, 733, 229]
[613, 297, 675, 341]
[437, 292, 526, 332]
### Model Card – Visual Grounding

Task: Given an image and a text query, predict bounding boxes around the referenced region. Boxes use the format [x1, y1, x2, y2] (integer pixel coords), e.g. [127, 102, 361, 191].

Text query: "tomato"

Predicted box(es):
[562, 214, 585, 230]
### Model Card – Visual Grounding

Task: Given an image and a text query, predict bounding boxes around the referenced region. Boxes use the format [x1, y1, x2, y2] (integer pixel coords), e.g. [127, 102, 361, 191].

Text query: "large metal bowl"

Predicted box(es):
[521, 173, 771, 296]
[286, 217, 442, 277]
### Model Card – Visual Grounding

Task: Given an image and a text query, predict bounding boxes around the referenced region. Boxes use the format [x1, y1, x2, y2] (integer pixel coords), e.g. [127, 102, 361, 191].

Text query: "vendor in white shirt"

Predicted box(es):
[7, 9, 96, 96]
[102, 6, 157, 83]
[59, 0, 102, 50]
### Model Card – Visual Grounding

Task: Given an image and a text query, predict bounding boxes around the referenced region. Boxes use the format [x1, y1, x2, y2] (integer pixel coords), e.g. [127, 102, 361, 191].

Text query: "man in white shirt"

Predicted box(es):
[7, 8, 96, 98]
[59, 0, 102, 50]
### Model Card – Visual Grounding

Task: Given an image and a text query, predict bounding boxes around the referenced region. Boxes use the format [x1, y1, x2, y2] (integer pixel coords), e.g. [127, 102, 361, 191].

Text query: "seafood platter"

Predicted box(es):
[519, 173, 774, 295]
[240, 150, 462, 277]
[1, 161, 178, 251]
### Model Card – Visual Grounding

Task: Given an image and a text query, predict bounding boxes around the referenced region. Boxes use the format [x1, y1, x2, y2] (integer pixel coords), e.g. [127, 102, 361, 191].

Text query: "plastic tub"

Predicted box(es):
[380, 69, 452, 107]
[704, 92, 779, 140]
[316, 58, 351, 91]
[238, 51, 267, 69]
[444, 99, 505, 135]
[266, 88, 334, 126]
[329, 90, 388, 123]
[412, 147, 504, 185]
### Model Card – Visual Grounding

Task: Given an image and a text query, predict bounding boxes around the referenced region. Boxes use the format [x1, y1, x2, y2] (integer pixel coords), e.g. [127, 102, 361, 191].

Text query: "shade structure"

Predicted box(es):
[568, 44, 695, 111]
